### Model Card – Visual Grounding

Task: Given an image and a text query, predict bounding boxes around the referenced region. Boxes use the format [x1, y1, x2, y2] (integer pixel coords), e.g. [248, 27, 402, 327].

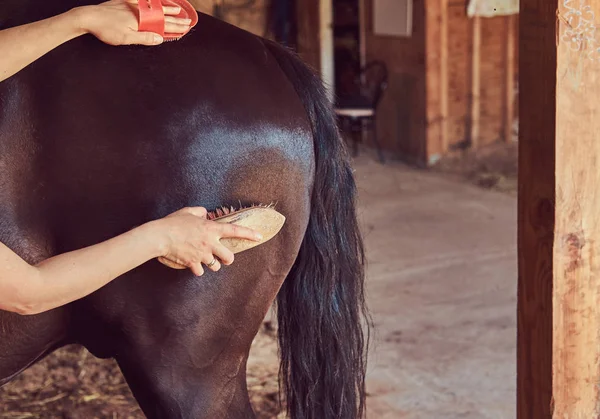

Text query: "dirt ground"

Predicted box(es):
[0, 141, 518, 419]
[431, 140, 518, 195]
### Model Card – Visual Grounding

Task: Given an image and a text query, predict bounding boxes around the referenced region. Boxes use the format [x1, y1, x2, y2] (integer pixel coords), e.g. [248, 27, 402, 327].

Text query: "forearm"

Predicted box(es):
[0, 8, 86, 82]
[2, 221, 165, 315]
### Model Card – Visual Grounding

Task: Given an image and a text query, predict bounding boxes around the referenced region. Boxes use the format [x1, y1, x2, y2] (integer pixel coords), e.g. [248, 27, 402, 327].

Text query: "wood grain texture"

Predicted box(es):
[439, 0, 449, 153]
[519, 0, 600, 416]
[553, 0, 600, 415]
[424, 0, 447, 164]
[479, 14, 506, 145]
[517, 0, 556, 417]
[469, 16, 481, 148]
[503, 14, 516, 142]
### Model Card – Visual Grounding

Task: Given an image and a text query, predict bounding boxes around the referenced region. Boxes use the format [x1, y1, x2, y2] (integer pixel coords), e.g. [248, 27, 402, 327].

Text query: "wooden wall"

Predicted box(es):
[364, 0, 427, 164]
[189, 0, 269, 36]
[364, 0, 518, 165]
[444, 2, 518, 150]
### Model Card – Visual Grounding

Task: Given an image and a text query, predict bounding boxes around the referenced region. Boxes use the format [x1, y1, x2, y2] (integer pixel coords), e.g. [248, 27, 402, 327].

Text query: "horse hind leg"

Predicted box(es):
[115, 328, 256, 419]
[110, 249, 292, 419]
[112, 168, 309, 418]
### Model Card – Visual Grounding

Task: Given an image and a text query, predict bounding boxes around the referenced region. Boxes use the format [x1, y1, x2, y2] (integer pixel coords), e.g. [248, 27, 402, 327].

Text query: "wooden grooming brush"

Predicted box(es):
[158, 205, 286, 270]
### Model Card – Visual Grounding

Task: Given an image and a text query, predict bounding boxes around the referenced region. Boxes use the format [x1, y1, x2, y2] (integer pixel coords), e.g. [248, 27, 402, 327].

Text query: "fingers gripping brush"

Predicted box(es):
[158, 205, 286, 270]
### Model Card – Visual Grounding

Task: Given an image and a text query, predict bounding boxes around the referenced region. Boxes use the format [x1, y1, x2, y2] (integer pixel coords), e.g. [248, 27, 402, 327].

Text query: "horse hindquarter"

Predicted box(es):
[4, 15, 314, 418]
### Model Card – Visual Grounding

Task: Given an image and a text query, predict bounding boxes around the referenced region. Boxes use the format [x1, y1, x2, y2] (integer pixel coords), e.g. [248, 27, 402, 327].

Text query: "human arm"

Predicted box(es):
[0, 207, 262, 316]
[0, 0, 191, 83]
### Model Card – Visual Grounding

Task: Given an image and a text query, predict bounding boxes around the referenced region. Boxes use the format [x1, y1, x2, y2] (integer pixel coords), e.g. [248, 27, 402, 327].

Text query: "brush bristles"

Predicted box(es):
[207, 202, 277, 220]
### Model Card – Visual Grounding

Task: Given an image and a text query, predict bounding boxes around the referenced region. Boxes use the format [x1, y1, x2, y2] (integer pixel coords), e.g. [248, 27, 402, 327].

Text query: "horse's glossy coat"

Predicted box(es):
[0, 3, 369, 418]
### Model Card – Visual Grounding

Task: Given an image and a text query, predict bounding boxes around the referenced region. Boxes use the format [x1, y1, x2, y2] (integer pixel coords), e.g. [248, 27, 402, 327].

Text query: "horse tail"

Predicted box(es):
[263, 39, 370, 419]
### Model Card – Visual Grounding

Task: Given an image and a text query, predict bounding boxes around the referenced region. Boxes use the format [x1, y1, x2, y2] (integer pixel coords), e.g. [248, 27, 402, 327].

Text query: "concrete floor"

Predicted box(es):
[353, 155, 517, 419]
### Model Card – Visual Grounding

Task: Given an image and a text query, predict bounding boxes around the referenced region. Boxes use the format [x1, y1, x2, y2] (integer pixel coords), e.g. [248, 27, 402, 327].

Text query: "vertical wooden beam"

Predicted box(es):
[359, 0, 367, 69]
[359, 0, 367, 144]
[503, 15, 516, 143]
[469, 15, 481, 148]
[319, 0, 334, 102]
[518, 1, 556, 418]
[425, 0, 441, 163]
[296, 0, 321, 71]
[553, 0, 600, 414]
[440, 0, 449, 152]
[519, 0, 600, 417]
[425, 0, 448, 165]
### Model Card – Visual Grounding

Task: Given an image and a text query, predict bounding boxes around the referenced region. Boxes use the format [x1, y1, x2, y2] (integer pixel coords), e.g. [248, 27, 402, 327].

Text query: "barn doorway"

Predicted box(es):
[332, 0, 364, 100]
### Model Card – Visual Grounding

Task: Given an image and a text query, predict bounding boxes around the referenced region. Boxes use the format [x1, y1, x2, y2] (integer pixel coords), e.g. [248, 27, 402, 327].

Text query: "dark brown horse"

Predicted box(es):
[0, 2, 369, 418]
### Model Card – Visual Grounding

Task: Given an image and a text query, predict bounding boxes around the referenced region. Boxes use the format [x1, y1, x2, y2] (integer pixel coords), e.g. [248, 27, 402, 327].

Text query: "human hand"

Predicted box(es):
[76, 0, 192, 46]
[154, 207, 263, 276]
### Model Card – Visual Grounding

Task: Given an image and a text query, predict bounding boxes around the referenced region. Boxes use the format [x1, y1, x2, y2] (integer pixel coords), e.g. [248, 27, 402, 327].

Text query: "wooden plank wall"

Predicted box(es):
[445, 1, 518, 150]
[364, 0, 427, 164]
[364, 0, 518, 164]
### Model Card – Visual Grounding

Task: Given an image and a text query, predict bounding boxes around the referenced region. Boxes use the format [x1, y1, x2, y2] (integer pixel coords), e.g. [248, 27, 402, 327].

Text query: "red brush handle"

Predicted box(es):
[137, 0, 165, 37]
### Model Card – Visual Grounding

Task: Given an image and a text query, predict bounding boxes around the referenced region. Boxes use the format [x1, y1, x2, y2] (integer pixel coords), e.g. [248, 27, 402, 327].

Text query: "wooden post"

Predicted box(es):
[359, 0, 366, 69]
[469, 15, 481, 148]
[359, 0, 369, 146]
[440, 0, 449, 153]
[319, 0, 334, 102]
[518, 0, 600, 417]
[553, 0, 600, 413]
[425, 0, 449, 163]
[503, 15, 516, 143]
[296, 0, 321, 71]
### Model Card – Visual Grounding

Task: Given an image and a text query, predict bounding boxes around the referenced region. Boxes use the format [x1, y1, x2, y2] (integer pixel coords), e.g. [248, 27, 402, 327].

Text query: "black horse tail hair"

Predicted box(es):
[263, 39, 371, 419]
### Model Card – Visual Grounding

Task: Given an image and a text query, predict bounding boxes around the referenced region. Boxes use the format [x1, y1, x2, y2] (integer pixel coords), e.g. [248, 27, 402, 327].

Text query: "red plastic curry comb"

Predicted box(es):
[137, 0, 199, 41]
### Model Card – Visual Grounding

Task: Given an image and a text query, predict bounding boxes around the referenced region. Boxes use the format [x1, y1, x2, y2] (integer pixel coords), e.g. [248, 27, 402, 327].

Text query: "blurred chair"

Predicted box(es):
[335, 60, 388, 163]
